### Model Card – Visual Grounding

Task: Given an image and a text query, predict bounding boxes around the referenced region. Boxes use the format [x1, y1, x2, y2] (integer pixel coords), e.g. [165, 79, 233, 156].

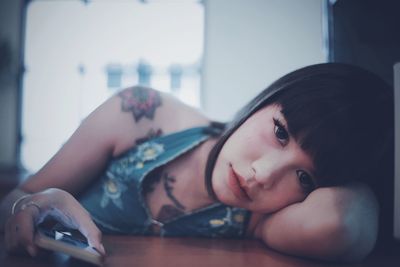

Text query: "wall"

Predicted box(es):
[0, 0, 23, 168]
[202, 0, 326, 121]
[0, 0, 325, 168]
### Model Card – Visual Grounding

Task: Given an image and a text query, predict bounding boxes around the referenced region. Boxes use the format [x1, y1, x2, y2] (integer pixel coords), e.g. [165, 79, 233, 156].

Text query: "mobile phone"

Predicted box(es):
[34, 225, 103, 266]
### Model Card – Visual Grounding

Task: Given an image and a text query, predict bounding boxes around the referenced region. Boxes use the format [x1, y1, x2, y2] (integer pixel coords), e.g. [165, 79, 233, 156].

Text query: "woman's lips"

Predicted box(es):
[228, 166, 252, 202]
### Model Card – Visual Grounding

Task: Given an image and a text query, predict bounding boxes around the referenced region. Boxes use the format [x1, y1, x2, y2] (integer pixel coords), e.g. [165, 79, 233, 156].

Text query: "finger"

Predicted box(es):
[73, 209, 106, 256]
[53, 193, 106, 256]
[5, 216, 21, 253]
[84, 227, 106, 256]
[4, 218, 14, 252]
[6, 207, 39, 257]
[17, 207, 39, 257]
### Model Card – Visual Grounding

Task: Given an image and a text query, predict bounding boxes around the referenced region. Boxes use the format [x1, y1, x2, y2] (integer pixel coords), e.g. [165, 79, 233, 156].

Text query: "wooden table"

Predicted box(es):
[1, 234, 400, 267]
[1, 170, 400, 267]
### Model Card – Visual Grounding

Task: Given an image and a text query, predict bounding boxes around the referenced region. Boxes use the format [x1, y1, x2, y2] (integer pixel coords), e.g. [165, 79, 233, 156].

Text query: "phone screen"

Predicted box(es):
[37, 227, 89, 249]
[35, 224, 103, 266]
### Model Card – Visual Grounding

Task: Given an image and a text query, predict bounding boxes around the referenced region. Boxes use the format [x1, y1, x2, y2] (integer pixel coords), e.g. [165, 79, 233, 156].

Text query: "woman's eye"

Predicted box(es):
[273, 118, 289, 144]
[296, 170, 315, 192]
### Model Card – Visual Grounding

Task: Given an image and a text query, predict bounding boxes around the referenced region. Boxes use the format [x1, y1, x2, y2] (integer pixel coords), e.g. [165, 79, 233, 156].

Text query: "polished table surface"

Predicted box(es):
[1, 171, 400, 267]
[1, 234, 400, 267]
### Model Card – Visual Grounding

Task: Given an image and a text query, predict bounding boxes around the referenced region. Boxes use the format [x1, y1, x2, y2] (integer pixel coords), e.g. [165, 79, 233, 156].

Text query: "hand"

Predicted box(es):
[4, 188, 106, 257]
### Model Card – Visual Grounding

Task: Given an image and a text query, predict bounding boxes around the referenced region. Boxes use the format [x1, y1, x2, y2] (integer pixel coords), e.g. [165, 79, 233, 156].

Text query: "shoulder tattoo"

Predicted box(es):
[118, 86, 162, 122]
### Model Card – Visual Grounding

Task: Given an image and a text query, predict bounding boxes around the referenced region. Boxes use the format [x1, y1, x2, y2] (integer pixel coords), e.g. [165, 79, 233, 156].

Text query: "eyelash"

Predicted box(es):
[273, 118, 289, 146]
[273, 118, 315, 193]
[296, 170, 315, 193]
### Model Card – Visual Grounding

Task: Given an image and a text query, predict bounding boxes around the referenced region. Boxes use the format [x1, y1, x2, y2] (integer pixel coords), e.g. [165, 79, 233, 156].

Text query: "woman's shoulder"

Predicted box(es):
[111, 86, 211, 156]
[148, 88, 210, 132]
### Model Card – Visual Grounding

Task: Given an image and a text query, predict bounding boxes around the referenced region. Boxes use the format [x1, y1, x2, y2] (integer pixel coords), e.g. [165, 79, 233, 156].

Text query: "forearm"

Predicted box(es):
[256, 183, 379, 262]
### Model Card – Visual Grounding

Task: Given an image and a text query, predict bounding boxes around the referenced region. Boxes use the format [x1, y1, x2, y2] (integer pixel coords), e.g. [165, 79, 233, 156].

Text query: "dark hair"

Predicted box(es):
[205, 63, 393, 202]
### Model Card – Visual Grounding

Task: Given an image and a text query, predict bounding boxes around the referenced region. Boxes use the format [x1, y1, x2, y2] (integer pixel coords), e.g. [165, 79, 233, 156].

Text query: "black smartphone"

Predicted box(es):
[34, 225, 103, 266]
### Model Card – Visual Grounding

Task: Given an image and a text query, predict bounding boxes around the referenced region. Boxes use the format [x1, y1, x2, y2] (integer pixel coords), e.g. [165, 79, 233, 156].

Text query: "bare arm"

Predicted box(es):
[16, 86, 204, 195]
[20, 88, 161, 194]
[0, 86, 186, 255]
[0, 94, 124, 232]
[254, 183, 379, 262]
[1, 87, 157, 231]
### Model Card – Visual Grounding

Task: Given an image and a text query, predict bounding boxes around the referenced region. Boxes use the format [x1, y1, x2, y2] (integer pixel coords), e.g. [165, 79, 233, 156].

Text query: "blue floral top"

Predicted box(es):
[79, 126, 251, 238]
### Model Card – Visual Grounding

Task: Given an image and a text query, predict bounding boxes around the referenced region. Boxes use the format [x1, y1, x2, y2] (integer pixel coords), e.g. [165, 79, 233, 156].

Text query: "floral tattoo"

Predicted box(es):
[119, 86, 162, 122]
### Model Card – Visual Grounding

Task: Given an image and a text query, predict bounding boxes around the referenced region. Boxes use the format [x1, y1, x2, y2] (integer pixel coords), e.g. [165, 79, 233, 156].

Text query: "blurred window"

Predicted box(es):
[22, 0, 204, 172]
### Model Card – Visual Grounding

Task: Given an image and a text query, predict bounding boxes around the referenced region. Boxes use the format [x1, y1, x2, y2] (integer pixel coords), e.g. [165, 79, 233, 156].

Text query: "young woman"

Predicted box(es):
[0, 63, 394, 262]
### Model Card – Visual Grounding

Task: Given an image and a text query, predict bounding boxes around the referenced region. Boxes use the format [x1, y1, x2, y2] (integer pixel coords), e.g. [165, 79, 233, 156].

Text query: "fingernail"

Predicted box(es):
[27, 245, 36, 257]
[96, 243, 106, 256]
[92, 244, 105, 256]
[100, 243, 106, 255]
[93, 243, 106, 256]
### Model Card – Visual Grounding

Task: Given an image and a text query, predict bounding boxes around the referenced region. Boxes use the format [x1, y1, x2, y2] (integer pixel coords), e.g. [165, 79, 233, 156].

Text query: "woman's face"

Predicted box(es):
[211, 104, 317, 213]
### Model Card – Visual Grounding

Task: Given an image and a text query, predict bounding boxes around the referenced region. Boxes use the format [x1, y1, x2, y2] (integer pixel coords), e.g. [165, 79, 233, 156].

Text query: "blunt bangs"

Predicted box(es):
[276, 71, 393, 187]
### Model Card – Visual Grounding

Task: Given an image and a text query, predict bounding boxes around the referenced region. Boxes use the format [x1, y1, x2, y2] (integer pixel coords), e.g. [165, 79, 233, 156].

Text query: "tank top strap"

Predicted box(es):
[139, 126, 218, 181]
[106, 125, 222, 186]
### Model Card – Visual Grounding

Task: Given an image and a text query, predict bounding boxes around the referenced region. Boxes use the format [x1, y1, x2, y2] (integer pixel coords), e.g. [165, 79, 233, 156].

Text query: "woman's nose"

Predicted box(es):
[251, 154, 286, 190]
